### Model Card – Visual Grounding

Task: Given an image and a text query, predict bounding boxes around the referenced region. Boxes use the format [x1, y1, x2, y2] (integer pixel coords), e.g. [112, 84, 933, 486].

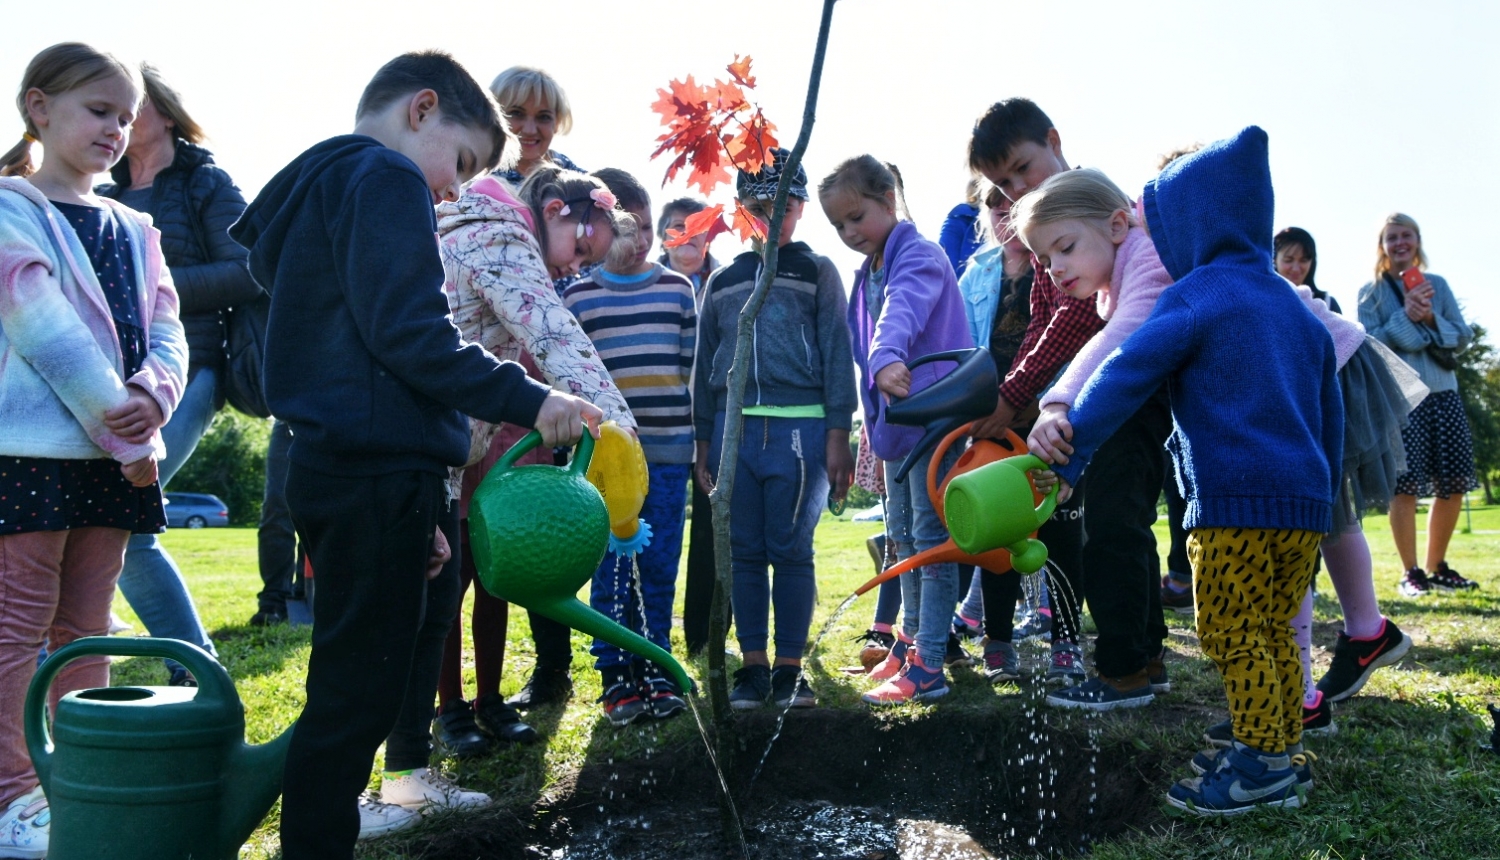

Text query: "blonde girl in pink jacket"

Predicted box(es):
[0, 43, 186, 855]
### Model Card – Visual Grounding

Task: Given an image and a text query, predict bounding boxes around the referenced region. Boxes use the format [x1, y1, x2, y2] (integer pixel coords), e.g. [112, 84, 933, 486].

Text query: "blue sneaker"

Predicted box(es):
[729, 665, 772, 710]
[1193, 742, 1316, 791]
[1168, 742, 1304, 815]
[1045, 670, 1154, 711]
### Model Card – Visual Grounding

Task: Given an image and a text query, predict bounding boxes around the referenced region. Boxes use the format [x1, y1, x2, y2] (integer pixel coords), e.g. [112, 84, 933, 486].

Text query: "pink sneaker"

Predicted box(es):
[861, 648, 948, 705]
[867, 635, 911, 681]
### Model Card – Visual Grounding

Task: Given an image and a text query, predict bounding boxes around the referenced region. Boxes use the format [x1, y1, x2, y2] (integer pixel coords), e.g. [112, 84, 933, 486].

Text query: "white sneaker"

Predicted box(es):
[107, 612, 132, 635]
[381, 767, 491, 812]
[356, 792, 419, 840]
[0, 786, 49, 859]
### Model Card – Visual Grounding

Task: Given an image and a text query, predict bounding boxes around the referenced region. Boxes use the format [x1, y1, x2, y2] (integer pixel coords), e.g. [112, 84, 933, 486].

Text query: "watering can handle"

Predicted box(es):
[494, 422, 597, 476]
[902, 348, 977, 374]
[1001, 453, 1060, 523]
[24, 637, 234, 785]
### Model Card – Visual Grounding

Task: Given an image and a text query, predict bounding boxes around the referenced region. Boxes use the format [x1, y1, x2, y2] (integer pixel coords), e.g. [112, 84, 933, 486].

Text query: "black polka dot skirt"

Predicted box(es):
[1394, 389, 1478, 499]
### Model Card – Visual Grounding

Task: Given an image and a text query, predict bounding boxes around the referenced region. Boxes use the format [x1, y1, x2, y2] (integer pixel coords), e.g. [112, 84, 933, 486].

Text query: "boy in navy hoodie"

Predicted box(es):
[231, 52, 600, 859]
[1030, 127, 1341, 814]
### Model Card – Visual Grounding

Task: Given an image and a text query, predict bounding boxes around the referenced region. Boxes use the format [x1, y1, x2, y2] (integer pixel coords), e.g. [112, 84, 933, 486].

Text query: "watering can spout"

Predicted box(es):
[539, 597, 695, 694]
[222, 724, 295, 852]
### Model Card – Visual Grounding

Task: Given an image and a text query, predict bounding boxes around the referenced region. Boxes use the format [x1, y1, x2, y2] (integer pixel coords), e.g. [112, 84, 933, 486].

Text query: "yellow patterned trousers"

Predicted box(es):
[1189, 527, 1322, 754]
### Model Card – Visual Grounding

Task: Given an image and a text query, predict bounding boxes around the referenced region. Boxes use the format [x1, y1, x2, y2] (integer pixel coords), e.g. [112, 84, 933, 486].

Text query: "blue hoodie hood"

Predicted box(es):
[1143, 126, 1274, 282]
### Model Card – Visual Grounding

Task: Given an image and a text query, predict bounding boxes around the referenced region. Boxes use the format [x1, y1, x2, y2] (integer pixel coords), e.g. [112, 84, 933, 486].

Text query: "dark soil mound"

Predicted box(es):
[410, 704, 1181, 859]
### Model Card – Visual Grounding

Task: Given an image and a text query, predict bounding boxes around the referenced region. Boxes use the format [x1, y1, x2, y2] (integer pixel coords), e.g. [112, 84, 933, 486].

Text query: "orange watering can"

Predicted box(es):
[853, 423, 1054, 596]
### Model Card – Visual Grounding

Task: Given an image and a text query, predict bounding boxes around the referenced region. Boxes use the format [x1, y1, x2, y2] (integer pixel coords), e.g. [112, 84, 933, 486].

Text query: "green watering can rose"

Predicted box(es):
[468, 423, 695, 693]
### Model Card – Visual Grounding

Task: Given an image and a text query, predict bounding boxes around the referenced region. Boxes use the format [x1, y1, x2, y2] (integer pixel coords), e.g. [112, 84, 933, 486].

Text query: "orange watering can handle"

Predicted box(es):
[927, 423, 1028, 519]
[496, 422, 596, 476]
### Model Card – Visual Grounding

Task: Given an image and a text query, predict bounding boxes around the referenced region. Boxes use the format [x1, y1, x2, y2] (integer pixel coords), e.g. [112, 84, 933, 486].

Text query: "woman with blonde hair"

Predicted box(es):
[1357, 213, 1479, 595]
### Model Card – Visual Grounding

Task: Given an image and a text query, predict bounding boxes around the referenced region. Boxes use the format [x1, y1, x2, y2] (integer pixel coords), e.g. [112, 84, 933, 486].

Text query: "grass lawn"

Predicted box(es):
[105, 501, 1500, 859]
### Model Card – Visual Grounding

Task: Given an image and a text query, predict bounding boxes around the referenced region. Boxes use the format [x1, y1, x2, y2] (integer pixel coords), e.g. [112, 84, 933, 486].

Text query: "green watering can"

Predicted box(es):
[468, 425, 695, 694]
[25, 637, 293, 860]
[942, 453, 1058, 574]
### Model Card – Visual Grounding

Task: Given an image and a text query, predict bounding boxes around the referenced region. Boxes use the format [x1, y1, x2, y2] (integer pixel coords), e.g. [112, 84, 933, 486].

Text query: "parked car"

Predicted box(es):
[164, 492, 229, 528]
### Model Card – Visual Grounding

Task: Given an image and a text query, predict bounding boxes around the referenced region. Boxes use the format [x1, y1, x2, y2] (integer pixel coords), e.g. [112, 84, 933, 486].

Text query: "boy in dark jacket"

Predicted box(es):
[1032, 127, 1341, 815]
[693, 150, 857, 710]
[231, 51, 600, 860]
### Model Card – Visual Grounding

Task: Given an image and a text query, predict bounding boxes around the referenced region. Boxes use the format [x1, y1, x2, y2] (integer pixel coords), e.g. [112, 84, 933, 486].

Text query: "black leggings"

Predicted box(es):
[979, 483, 1085, 643]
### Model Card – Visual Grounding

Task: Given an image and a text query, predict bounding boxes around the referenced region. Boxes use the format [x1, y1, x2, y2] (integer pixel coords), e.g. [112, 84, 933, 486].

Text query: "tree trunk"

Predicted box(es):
[702, 4, 839, 852]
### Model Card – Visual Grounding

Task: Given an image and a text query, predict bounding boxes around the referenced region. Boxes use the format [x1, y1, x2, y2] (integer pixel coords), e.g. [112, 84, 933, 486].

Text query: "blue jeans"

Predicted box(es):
[257, 420, 296, 612]
[589, 462, 690, 672]
[710, 412, 828, 660]
[883, 451, 959, 666]
[116, 368, 219, 671]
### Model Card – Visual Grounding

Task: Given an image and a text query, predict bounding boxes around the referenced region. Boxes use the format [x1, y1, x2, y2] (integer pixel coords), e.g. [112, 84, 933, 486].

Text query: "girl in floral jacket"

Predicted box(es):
[426, 167, 637, 759]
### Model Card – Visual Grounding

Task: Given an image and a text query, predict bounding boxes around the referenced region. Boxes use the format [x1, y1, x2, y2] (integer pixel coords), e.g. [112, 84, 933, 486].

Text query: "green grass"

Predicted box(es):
[104, 502, 1500, 859]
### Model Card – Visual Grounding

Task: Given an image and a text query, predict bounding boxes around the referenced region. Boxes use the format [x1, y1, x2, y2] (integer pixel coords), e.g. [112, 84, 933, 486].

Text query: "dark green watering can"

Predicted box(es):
[25, 637, 293, 860]
[468, 425, 695, 693]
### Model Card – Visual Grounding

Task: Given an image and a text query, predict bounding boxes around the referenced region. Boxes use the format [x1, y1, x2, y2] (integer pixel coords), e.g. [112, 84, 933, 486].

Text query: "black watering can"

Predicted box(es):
[885, 348, 999, 483]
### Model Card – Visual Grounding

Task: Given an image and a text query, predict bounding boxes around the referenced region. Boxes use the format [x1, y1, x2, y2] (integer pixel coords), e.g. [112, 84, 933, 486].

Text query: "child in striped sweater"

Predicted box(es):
[564, 168, 697, 726]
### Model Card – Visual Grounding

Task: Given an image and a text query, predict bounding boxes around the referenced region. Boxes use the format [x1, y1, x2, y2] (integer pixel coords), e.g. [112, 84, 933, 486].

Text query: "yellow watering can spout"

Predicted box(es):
[586, 421, 654, 557]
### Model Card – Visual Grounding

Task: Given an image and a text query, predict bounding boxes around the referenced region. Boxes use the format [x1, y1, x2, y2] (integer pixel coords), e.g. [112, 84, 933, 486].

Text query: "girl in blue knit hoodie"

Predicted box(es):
[819, 155, 974, 705]
[1029, 127, 1341, 815]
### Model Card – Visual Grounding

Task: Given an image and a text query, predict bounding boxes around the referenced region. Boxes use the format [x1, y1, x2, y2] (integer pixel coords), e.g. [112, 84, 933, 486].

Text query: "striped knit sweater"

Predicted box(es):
[563, 264, 697, 464]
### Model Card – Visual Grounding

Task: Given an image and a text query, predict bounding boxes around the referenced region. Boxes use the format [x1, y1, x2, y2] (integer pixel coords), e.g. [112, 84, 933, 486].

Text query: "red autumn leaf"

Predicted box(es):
[731, 199, 767, 244]
[724, 109, 779, 175]
[649, 57, 779, 197]
[663, 204, 730, 248]
[686, 134, 732, 195]
[727, 54, 757, 89]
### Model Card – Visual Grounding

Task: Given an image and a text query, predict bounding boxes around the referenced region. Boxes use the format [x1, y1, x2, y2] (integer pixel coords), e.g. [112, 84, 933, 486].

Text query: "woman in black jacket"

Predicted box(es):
[100, 63, 263, 679]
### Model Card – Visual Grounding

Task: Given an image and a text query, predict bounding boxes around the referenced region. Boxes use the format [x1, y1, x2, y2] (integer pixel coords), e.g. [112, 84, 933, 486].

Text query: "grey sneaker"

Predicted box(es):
[983, 640, 1021, 684]
[1046, 642, 1085, 685]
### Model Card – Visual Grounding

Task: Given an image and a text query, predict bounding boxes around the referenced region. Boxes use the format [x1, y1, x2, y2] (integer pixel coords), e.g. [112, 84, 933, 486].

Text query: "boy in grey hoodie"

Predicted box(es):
[693, 149, 856, 710]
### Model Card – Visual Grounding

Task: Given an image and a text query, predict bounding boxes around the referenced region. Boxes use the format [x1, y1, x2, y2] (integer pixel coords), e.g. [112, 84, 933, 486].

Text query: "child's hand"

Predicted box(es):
[1030, 469, 1073, 503]
[1027, 405, 1075, 465]
[121, 456, 158, 488]
[826, 430, 854, 506]
[1030, 468, 1059, 494]
[970, 397, 1019, 441]
[694, 441, 716, 495]
[426, 526, 452, 580]
[104, 385, 165, 445]
[534, 391, 603, 448]
[875, 362, 911, 400]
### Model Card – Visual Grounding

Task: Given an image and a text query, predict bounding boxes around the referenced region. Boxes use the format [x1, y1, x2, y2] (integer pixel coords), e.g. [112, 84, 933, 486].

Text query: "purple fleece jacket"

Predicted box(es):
[848, 220, 974, 462]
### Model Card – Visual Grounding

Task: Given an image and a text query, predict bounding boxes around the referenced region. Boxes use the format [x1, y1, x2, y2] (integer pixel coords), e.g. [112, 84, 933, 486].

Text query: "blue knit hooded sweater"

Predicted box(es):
[1054, 126, 1342, 533]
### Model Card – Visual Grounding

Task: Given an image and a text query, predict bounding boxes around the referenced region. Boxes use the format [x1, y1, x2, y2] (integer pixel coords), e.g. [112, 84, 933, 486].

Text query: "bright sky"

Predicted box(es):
[6, 0, 1497, 332]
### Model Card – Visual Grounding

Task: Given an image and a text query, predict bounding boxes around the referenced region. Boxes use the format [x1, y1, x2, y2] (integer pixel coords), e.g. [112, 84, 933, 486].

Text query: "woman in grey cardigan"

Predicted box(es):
[1357, 213, 1478, 596]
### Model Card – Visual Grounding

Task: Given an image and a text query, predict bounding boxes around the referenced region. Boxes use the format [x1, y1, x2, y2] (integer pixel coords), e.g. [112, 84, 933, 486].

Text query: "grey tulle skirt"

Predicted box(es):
[1331, 336, 1429, 534]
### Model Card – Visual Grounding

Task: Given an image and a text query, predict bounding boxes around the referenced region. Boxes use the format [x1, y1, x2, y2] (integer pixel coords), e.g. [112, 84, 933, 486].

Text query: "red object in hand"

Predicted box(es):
[1401, 268, 1426, 290]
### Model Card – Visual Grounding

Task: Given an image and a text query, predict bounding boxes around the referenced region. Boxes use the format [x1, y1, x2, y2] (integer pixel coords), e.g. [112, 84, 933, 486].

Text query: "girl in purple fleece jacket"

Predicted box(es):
[819, 155, 973, 704]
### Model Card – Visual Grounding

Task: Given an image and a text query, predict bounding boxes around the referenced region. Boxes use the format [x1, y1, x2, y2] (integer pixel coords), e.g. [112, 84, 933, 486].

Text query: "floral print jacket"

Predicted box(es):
[437, 176, 634, 479]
